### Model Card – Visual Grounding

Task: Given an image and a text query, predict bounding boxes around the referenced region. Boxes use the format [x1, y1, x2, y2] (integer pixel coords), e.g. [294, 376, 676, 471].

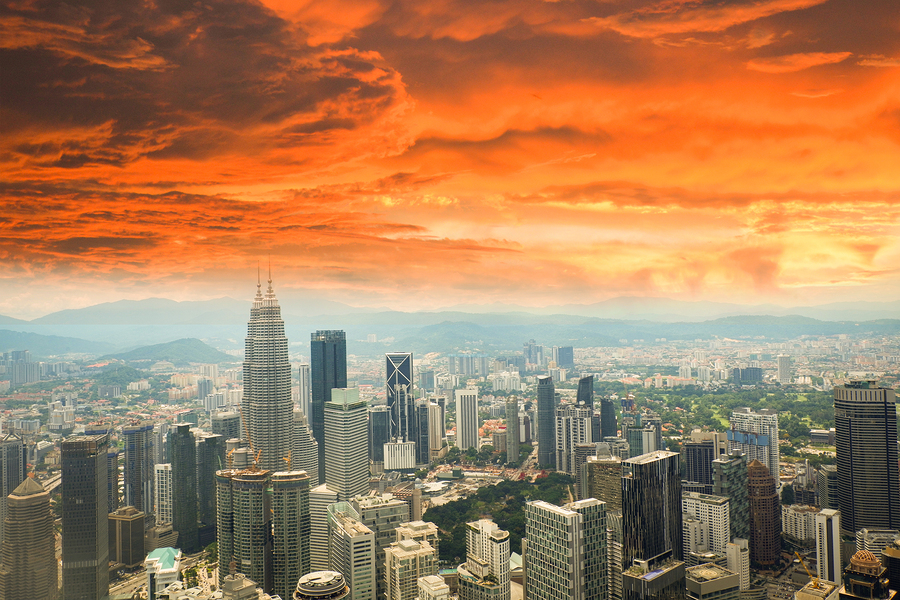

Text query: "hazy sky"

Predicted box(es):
[3, 0, 900, 319]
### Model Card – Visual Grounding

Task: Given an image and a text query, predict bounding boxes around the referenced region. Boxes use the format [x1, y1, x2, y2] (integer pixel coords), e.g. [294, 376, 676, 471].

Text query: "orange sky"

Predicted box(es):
[2, 0, 900, 319]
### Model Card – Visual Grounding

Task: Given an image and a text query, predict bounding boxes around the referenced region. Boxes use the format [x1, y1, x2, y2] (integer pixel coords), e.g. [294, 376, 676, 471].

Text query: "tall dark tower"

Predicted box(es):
[600, 397, 618, 438]
[169, 423, 198, 553]
[0, 433, 24, 548]
[123, 422, 154, 515]
[0, 478, 57, 600]
[834, 381, 900, 534]
[242, 275, 293, 473]
[62, 433, 109, 600]
[577, 375, 594, 409]
[386, 352, 414, 440]
[311, 330, 347, 483]
[536, 376, 556, 468]
[747, 459, 781, 566]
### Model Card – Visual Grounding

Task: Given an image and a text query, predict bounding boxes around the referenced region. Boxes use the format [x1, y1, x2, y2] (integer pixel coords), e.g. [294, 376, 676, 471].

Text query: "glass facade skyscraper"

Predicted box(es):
[386, 352, 414, 441]
[536, 376, 556, 468]
[311, 330, 347, 483]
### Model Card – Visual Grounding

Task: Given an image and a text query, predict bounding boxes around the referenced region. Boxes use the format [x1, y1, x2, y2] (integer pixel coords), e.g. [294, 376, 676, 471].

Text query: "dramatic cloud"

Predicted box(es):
[746, 51, 852, 73]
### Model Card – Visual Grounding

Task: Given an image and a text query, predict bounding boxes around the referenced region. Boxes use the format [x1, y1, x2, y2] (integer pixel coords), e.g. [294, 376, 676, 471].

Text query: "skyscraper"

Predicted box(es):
[169, 423, 198, 553]
[155, 463, 173, 523]
[216, 467, 272, 592]
[577, 375, 594, 409]
[324, 388, 369, 500]
[681, 492, 731, 554]
[747, 459, 780, 566]
[713, 451, 749, 541]
[242, 277, 293, 473]
[327, 502, 376, 600]
[272, 470, 311, 600]
[62, 433, 110, 600]
[384, 539, 437, 600]
[293, 409, 319, 487]
[816, 509, 841, 585]
[428, 402, 446, 461]
[298, 363, 312, 418]
[197, 433, 226, 533]
[458, 519, 510, 600]
[369, 405, 392, 468]
[728, 408, 779, 479]
[0, 477, 57, 600]
[312, 330, 348, 484]
[776, 356, 791, 384]
[524, 498, 607, 600]
[386, 352, 414, 441]
[556, 404, 593, 474]
[0, 433, 24, 548]
[834, 382, 900, 534]
[683, 441, 717, 490]
[505, 396, 519, 462]
[456, 388, 480, 451]
[414, 400, 431, 465]
[600, 397, 618, 438]
[536, 376, 556, 468]
[622, 450, 683, 565]
[351, 493, 410, 600]
[123, 422, 155, 516]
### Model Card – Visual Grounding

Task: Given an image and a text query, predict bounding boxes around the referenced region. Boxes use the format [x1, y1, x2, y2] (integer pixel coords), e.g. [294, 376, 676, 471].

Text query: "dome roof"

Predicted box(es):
[852, 549, 879, 565]
[850, 549, 882, 574]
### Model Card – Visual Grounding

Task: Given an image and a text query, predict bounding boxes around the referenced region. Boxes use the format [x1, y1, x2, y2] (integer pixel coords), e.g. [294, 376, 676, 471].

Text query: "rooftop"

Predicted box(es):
[146, 547, 181, 571]
[686, 563, 737, 583]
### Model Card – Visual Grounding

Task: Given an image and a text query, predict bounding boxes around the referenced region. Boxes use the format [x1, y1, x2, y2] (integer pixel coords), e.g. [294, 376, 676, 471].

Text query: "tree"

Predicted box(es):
[781, 484, 795, 505]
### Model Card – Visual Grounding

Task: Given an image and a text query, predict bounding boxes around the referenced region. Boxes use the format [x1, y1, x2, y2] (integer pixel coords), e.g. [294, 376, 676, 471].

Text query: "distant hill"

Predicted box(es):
[0, 329, 114, 356]
[102, 338, 238, 365]
[0, 315, 26, 324]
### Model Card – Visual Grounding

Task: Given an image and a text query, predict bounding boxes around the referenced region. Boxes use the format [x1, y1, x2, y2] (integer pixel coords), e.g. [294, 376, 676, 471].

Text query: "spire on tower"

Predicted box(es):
[267, 256, 274, 295]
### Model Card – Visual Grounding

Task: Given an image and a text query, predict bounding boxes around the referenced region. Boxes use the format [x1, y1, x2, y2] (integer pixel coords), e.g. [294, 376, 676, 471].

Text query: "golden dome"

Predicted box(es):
[850, 549, 881, 574]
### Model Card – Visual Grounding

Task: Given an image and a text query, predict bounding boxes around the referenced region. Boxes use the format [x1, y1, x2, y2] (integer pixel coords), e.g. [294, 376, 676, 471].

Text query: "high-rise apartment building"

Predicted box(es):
[456, 388, 480, 451]
[293, 409, 319, 487]
[212, 411, 241, 440]
[62, 433, 110, 600]
[682, 492, 731, 554]
[505, 396, 519, 462]
[816, 509, 841, 585]
[776, 356, 791, 384]
[310, 484, 339, 570]
[272, 470, 311, 600]
[556, 404, 593, 474]
[713, 451, 749, 541]
[216, 467, 272, 592]
[0, 433, 24, 548]
[311, 331, 348, 485]
[458, 519, 511, 600]
[386, 352, 415, 441]
[325, 388, 369, 500]
[747, 460, 781, 566]
[327, 502, 376, 600]
[0, 477, 57, 600]
[123, 422, 155, 516]
[418, 576, 451, 600]
[352, 493, 410, 600]
[834, 382, 900, 534]
[242, 278, 293, 473]
[169, 423, 198, 552]
[536, 376, 556, 468]
[725, 539, 749, 591]
[396, 521, 440, 551]
[155, 463, 173, 523]
[385, 539, 437, 600]
[524, 498, 607, 600]
[728, 408, 779, 479]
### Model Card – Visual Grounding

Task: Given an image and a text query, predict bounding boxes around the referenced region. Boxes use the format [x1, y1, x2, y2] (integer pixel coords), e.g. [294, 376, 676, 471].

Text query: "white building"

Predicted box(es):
[458, 519, 510, 600]
[417, 575, 450, 600]
[782, 505, 820, 542]
[385, 441, 417, 470]
[385, 539, 437, 600]
[310, 484, 339, 570]
[682, 493, 730, 554]
[298, 363, 311, 418]
[555, 405, 592, 475]
[728, 408, 780, 477]
[145, 547, 182, 597]
[456, 389, 480, 451]
[324, 388, 369, 500]
[725, 539, 749, 591]
[777, 356, 791, 384]
[154, 464, 173, 524]
[816, 509, 841, 586]
[328, 502, 377, 600]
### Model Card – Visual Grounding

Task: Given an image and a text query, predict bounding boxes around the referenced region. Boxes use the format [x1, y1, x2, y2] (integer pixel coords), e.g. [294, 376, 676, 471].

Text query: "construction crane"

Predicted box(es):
[227, 448, 236, 469]
[238, 405, 253, 451]
[254, 449, 262, 466]
[282, 451, 292, 468]
[795, 552, 820, 588]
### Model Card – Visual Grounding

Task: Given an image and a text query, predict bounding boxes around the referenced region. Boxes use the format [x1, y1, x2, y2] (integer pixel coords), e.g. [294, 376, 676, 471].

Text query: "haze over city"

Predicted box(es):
[3, 0, 900, 320]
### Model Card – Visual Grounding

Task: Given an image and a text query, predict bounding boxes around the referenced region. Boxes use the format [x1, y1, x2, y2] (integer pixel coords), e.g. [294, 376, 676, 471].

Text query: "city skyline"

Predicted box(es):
[3, 1, 900, 318]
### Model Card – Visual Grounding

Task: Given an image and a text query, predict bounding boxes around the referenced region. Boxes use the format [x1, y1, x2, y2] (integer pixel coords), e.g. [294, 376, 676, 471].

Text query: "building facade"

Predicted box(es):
[0, 477, 57, 600]
[456, 388, 480, 451]
[458, 519, 511, 600]
[728, 408, 779, 479]
[747, 460, 781, 566]
[311, 329, 348, 484]
[324, 388, 369, 500]
[536, 376, 556, 468]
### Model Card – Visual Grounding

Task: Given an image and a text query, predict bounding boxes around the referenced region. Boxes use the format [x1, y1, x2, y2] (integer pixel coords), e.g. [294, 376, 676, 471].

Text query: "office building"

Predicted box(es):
[327, 502, 376, 600]
[106, 450, 120, 514]
[582, 454, 623, 511]
[728, 408, 779, 479]
[573, 443, 597, 496]
[608, 511, 625, 600]
[837, 550, 896, 600]
[311, 330, 347, 484]
[505, 396, 519, 462]
[272, 470, 311, 600]
[293, 409, 319, 487]
[747, 460, 781, 566]
[456, 388, 480, 451]
[123, 422, 155, 516]
[155, 464, 173, 523]
[713, 451, 750, 541]
[725, 539, 749, 590]
[242, 277, 293, 473]
[882, 539, 900, 594]
[557, 346, 575, 369]
[458, 519, 510, 600]
[856, 529, 900, 555]
[216, 467, 272, 592]
[623, 451, 683, 564]
[0, 433, 24, 548]
[310, 484, 339, 570]
[683, 441, 717, 490]
[369, 405, 392, 469]
[212, 411, 242, 440]
[352, 493, 410, 600]
[0, 477, 57, 600]
[577, 375, 594, 409]
[428, 402, 446, 460]
[414, 400, 430, 465]
[146, 547, 182, 599]
[777, 356, 791, 384]
[817, 509, 842, 586]
[385, 539, 437, 600]
[536, 376, 556, 468]
[109, 505, 145, 568]
[556, 404, 593, 475]
[294, 571, 351, 600]
[600, 397, 618, 439]
[682, 493, 730, 554]
[169, 423, 198, 552]
[818, 465, 839, 511]
[386, 352, 415, 441]
[524, 498, 607, 600]
[62, 433, 110, 600]
[834, 382, 900, 534]
[685, 564, 739, 600]
[325, 388, 369, 500]
[418, 575, 451, 600]
[299, 363, 312, 418]
[197, 433, 226, 532]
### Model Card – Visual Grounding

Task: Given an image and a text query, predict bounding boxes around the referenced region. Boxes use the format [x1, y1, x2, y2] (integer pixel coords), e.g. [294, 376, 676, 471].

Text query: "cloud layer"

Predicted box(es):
[2, 0, 900, 317]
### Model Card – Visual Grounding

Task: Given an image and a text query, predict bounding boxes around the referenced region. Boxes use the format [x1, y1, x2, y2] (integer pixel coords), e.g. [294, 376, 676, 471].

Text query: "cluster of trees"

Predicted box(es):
[423, 472, 574, 564]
